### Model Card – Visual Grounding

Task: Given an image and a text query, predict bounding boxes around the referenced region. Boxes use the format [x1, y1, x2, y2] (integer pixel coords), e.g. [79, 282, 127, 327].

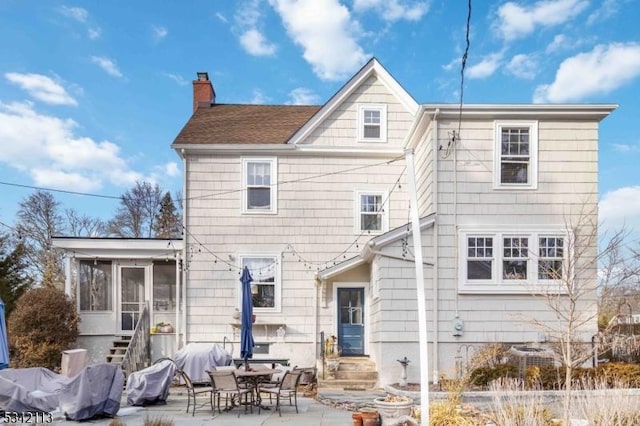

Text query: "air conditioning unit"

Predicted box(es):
[508, 346, 555, 379]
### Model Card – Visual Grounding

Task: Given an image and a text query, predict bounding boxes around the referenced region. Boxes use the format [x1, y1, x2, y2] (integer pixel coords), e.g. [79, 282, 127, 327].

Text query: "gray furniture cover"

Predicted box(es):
[58, 363, 124, 420]
[126, 359, 177, 406]
[173, 343, 232, 384]
[0, 363, 123, 420]
[0, 367, 72, 412]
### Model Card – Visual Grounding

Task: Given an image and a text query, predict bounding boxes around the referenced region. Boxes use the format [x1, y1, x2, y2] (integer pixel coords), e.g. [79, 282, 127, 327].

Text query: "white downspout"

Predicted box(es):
[175, 251, 180, 349]
[405, 148, 430, 426]
[431, 109, 440, 383]
[181, 150, 188, 347]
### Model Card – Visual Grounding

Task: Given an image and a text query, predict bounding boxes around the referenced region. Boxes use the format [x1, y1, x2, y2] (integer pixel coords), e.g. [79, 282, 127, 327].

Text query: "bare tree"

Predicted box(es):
[65, 208, 107, 237]
[521, 209, 631, 425]
[108, 182, 163, 238]
[15, 190, 65, 288]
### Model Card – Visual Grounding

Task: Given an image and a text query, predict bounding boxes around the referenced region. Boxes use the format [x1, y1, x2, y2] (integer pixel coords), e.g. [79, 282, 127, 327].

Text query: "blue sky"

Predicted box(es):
[0, 0, 639, 235]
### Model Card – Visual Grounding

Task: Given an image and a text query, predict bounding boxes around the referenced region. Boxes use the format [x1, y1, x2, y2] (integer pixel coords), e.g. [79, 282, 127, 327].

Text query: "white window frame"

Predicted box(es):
[358, 104, 387, 143]
[493, 120, 538, 190]
[241, 157, 277, 214]
[238, 253, 281, 313]
[355, 190, 389, 234]
[458, 227, 569, 294]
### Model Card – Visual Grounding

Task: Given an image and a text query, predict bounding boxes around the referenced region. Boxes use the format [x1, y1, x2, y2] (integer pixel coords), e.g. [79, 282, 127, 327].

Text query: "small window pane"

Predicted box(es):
[501, 161, 528, 184]
[503, 260, 527, 280]
[362, 214, 381, 231]
[468, 260, 492, 279]
[364, 125, 380, 139]
[248, 188, 271, 209]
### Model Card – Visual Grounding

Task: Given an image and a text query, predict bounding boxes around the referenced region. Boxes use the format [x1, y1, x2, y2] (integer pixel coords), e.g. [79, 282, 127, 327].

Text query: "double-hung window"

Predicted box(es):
[538, 236, 564, 280]
[356, 191, 388, 234]
[358, 104, 387, 142]
[459, 229, 568, 293]
[239, 255, 280, 311]
[242, 158, 277, 214]
[494, 121, 538, 189]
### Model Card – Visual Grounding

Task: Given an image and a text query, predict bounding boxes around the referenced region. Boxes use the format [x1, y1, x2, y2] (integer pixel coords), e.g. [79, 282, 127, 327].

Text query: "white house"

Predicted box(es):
[54, 58, 616, 387]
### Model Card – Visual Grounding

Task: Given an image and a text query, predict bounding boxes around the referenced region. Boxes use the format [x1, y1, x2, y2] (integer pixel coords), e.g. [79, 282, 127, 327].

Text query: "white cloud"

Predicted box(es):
[91, 56, 124, 78]
[506, 54, 537, 79]
[599, 186, 640, 233]
[60, 5, 88, 23]
[466, 52, 503, 79]
[353, 0, 429, 21]
[612, 143, 639, 153]
[287, 87, 320, 105]
[251, 89, 270, 104]
[587, 0, 620, 25]
[269, 0, 368, 81]
[5, 72, 78, 106]
[546, 34, 568, 53]
[216, 12, 228, 23]
[153, 25, 168, 40]
[164, 162, 180, 177]
[88, 27, 102, 40]
[0, 101, 145, 191]
[163, 72, 189, 86]
[493, 0, 589, 41]
[240, 29, 277, 56]
[533, 42, 640, 103]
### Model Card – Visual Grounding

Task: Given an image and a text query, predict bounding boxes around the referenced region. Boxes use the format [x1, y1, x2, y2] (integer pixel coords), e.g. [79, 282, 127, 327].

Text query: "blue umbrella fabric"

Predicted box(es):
[0, 298, 9, 370]
[239, 266, 255, 368]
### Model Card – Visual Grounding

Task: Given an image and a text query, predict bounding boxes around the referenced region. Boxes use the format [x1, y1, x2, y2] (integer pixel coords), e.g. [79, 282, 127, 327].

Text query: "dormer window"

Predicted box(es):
[358, 104, 387, 143]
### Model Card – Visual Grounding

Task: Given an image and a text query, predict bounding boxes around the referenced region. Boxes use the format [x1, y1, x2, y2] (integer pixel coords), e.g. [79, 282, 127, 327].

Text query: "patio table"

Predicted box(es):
[235, 368, 281, 410]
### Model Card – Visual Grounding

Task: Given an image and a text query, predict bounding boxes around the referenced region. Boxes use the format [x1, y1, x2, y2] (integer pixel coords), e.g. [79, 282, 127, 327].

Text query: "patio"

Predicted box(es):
[48, 387, 354, 425]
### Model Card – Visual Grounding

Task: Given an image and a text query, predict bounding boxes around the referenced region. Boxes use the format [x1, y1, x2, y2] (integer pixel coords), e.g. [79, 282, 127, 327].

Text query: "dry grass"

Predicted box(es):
[570, 379, 640, 425]
[143, 415, 175, 426]
[484, 378, 554, 426]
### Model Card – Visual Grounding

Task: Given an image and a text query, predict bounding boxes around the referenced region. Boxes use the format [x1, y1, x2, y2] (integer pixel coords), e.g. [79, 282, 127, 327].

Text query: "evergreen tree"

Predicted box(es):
[153, 192, 182, 238]
[0, 233, 34, 316]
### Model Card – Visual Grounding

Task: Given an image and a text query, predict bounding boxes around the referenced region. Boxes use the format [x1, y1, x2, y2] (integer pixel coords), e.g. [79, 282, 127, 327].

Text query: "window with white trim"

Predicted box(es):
[494, 121, 538, 189]
[239, 255, 280, 311]
[78, 260, 113, 311]
[356, 191, 388, 234]
[242, 158, 277, 213]
[459, 229, 567, 293]
[358, 105, 387, 142]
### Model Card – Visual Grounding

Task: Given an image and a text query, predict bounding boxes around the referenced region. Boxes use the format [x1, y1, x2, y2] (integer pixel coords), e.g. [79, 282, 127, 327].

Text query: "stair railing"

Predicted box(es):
[121, 301, 151, 379]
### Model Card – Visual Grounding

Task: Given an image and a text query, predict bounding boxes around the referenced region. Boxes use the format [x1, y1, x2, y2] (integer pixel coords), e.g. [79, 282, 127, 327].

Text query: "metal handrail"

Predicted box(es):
[121, 302, 151, 378]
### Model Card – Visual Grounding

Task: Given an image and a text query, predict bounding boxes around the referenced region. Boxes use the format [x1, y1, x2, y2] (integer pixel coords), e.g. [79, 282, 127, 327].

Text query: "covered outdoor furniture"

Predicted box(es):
[257, 368, 303, 416]
[58, 363, 124, 420]
[176, 369, 213, 416]
[207, 369, 254, 417]
[0, 367, 73, 412]
[126, 358, 177, 406]
[174, 342, 232, 384]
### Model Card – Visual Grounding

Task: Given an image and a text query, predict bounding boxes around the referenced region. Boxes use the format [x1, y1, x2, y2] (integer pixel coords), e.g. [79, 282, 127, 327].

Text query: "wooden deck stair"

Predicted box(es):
[106, 336, 131, 366]
[318, 356, 378, 390]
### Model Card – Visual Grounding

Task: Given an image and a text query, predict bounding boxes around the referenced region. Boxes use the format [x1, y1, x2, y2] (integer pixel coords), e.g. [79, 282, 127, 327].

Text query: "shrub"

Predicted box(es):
[469, 364, 518, 388]
[8, 287, 79, 370]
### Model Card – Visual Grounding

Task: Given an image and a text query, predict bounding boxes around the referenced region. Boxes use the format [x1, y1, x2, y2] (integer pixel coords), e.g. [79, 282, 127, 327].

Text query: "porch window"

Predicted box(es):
[153, 261, 179, 311]
[242, 157, 277, 214]
[79, 260, 113, 311]
[240, 255, 280, 311]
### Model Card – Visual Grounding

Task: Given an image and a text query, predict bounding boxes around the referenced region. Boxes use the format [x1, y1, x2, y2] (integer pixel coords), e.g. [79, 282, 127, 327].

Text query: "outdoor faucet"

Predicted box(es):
[397, 357, 410, 387]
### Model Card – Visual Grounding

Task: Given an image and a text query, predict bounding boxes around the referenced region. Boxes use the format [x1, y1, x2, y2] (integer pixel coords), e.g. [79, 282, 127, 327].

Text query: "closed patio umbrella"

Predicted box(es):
[0, 298, 9, 370]
[240, 266, 254, 370]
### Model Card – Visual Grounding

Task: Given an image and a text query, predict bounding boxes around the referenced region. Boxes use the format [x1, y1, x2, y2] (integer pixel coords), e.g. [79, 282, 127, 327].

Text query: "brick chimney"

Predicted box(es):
[192, 72, 215, 112]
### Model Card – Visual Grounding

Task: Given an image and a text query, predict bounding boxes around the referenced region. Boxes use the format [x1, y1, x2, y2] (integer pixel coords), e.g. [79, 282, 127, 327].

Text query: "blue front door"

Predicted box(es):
[338, 288, 364, 356]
